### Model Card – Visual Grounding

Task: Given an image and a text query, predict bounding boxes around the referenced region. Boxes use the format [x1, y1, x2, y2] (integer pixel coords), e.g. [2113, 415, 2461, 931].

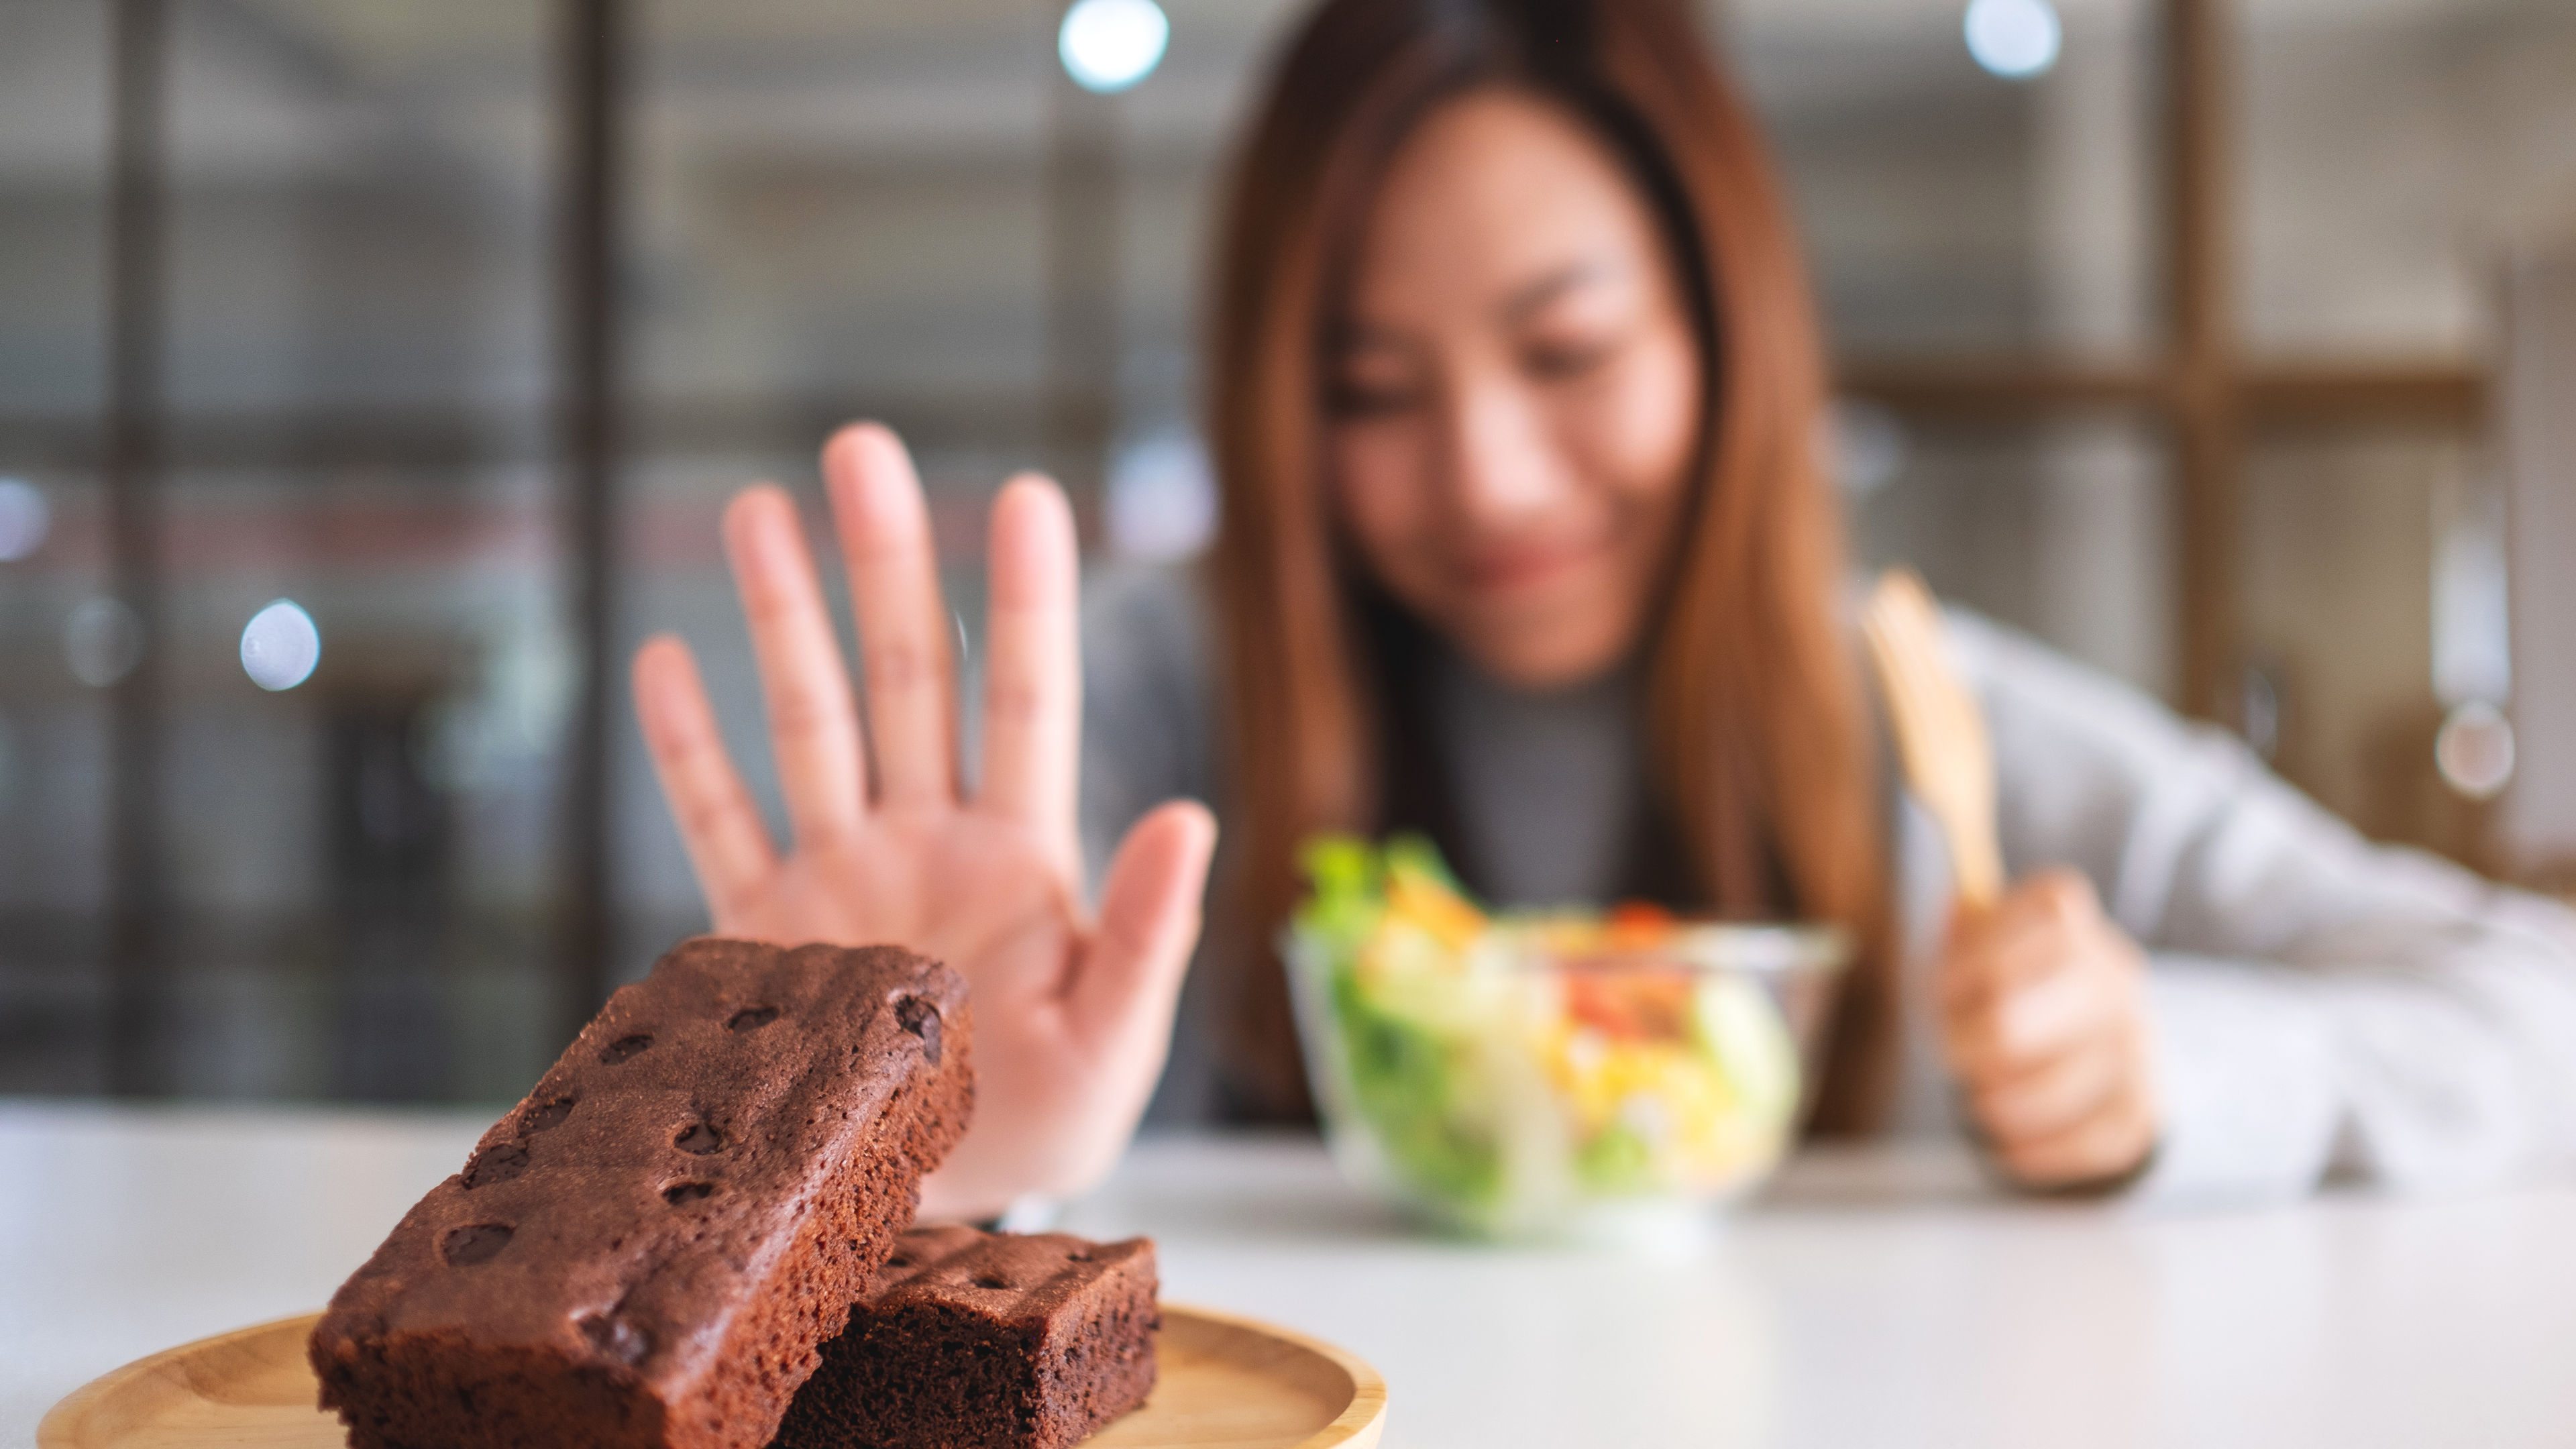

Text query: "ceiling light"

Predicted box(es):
[241, 598, 322, 692]
[64, 597, 143, 688]
[1966, 0, 2062, 80]
[1059, 0, 1168, 95]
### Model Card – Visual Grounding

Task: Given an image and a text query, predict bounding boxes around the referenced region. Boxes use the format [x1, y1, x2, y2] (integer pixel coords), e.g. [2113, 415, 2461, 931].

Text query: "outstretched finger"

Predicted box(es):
[978, 474, 1080, 841]
[633, 635, 776, 922]
[824, 423, 957, 812]
[724, 485, 867, 851]
[1071, 800, 1218, 1046]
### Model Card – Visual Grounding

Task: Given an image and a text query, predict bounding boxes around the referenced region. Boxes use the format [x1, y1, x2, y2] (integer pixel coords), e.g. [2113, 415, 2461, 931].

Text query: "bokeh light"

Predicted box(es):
[241, 598, 323, 692]
[0, 477, 50, 561]
[1107, 431, 1217, 561]
[64, 597, 144, 688]
[1059, 0, 1168, 95]
[1965, 0, 2062, 80]
[2435, 700, 2516, 800]
[1829, 400, 1910, 500]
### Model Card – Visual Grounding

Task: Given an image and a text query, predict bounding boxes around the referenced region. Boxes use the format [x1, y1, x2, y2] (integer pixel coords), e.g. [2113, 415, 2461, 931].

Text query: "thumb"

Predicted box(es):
[1069, 800, 1218, 1046]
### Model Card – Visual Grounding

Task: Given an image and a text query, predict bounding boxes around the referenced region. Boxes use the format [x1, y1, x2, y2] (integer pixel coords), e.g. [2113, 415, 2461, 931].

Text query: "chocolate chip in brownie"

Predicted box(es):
[462, 1143, 529, 1189]
[440, 1224, 513, 1267]
[894, 996, 943, 1065]
[521, 1097, 578, 1134]
[578, 1311, 651, 1366]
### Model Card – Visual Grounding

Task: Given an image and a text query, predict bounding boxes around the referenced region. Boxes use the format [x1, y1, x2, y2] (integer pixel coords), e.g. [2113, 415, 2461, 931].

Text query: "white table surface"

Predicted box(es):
[5, 1103, 2573, 1448]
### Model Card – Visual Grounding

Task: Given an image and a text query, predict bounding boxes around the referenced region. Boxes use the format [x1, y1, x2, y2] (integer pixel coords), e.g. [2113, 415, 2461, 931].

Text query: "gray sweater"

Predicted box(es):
[1077, 565, 2576, 1205]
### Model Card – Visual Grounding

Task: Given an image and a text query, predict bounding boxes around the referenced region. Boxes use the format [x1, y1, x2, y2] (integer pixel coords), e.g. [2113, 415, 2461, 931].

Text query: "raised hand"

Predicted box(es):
[1939, 870, 2160, 1190]
[631, 423, 1216, 1220]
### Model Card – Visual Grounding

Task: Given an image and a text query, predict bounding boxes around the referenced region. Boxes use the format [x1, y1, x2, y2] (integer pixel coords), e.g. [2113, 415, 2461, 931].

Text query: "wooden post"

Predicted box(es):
[555, 0, 622, 1044]
[103, 0, 168, 1097]
[2166, 0, 2240, 723]
[1046, 73, 1121, 511]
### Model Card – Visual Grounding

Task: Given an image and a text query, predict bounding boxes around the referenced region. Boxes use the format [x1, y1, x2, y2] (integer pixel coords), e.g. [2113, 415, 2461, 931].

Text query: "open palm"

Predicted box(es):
[631, 423, 1215, 1220]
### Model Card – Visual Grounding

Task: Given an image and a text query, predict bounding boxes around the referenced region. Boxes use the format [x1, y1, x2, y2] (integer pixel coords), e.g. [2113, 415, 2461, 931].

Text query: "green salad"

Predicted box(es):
[1288, 835, 1809, 1238]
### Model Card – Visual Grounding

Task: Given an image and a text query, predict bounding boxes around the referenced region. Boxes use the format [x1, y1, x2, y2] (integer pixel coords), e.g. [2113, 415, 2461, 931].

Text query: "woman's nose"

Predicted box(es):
[1438, 376, 1564, 528]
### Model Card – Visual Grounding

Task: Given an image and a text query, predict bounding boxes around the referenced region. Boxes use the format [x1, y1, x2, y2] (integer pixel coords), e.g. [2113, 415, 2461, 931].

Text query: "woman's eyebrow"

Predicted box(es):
[1498, 260, 1611, 326]
[1326, 318, 1412, 356]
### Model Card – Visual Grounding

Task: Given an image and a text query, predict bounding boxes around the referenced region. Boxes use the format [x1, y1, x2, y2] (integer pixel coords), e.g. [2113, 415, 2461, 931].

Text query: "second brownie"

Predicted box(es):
[773, 1226, 1159, 1449]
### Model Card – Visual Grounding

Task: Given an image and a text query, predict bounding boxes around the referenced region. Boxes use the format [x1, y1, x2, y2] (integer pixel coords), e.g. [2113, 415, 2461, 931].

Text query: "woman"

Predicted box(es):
[632, 0, 2576, 1221]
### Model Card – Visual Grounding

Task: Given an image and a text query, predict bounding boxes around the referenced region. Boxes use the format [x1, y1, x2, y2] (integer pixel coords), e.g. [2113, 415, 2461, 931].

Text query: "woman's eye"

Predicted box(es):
[1326, 378, 1424, 419]
[1524, 337, 1614, 381]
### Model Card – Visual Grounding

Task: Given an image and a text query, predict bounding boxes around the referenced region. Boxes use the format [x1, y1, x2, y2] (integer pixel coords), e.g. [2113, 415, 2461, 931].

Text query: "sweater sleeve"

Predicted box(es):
[1947, 611, 2576, 1204]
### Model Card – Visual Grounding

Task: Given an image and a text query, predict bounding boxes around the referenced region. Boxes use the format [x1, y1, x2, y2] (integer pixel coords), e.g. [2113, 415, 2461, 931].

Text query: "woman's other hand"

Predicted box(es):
[1938, 869, 2159, 1190]
[630, 423, 1217, 1220]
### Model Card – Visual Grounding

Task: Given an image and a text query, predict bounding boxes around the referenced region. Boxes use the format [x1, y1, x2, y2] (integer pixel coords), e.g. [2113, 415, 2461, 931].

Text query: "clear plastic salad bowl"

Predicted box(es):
[1286, 835, 1848, 1242]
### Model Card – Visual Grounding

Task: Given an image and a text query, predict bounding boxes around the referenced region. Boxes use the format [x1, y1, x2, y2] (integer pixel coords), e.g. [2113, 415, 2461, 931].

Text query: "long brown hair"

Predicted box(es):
[1204, 0, 1896, 1134]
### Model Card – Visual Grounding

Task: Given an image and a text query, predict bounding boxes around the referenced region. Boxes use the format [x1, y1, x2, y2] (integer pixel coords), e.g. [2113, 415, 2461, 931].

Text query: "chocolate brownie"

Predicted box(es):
[309, 938, 975, 1449]
[773, 1226, 1159, 1449]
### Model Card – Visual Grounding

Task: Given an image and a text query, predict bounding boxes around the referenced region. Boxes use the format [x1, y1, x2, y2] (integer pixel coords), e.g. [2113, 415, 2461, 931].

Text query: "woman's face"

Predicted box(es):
[1326, 87, 1704, 692]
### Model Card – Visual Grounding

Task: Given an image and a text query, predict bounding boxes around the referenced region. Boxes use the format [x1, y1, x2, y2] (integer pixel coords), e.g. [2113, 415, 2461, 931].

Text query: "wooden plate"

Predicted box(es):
[38, 1305, 1386, 1449]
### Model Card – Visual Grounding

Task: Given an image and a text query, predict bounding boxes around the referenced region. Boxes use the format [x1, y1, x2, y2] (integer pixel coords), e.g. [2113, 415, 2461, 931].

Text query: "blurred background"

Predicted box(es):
[2, 0, 2571, 1104]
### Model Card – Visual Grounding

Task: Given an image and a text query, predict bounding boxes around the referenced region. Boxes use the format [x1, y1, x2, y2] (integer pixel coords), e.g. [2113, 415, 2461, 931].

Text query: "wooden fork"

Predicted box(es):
[1862, 568, 2003, 910]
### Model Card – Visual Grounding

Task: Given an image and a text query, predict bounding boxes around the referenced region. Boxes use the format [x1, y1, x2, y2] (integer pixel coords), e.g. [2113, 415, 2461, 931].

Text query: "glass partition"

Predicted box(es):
[0, 0, 2556, 1102]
